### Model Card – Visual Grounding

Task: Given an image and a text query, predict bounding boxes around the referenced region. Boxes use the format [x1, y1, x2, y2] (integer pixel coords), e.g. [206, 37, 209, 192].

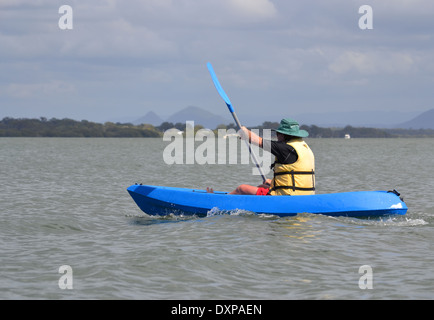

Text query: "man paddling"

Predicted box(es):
[214, 118, 315, 195]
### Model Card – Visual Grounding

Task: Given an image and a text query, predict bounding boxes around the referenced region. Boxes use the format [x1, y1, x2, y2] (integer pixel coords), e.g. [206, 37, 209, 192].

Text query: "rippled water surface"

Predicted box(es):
[1, 137, 433, 299]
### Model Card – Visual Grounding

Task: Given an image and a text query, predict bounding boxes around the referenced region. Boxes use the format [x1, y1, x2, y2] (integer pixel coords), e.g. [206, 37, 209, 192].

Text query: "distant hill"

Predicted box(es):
[133, 111, 164, 126]
[134, 106, 231, 129]
[166, 106, 230, 128]
[397, 109, 434, 129]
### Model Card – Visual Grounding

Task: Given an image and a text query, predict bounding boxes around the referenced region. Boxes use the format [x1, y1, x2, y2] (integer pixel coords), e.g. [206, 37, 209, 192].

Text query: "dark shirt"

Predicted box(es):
[262, 139, 298, 164]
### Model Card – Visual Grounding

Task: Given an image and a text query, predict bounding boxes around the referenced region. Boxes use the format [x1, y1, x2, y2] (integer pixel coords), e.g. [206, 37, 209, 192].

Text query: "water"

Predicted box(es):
[1, 137, 433, 299]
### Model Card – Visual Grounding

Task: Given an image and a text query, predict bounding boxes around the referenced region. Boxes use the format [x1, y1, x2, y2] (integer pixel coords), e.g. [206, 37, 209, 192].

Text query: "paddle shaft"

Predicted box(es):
[207, 62, 266, 183]
[232, 112, 267, 183]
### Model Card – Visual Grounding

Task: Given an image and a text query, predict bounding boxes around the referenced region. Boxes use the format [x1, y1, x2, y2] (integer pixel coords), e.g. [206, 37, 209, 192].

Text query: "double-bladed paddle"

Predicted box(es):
[206, 62, 266, 183]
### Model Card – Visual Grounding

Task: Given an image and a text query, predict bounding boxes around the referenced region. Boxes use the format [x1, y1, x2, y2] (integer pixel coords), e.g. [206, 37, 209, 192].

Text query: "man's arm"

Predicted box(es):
[240, 126, 263, 147]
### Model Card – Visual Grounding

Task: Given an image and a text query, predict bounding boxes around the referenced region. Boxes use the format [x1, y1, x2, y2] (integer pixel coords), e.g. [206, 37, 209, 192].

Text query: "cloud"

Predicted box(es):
[329, 51, 415, 75]
[226, 0, 277, 20]
[3, 81, 76, 99]
[1, 0, 433, 121]
[0, 0, 53, 8]
[63, 18, 178, 59]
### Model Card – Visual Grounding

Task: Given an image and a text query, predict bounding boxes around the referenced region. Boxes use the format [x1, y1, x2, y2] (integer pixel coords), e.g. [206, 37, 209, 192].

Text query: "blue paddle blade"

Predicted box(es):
[206, 62, 234, 113]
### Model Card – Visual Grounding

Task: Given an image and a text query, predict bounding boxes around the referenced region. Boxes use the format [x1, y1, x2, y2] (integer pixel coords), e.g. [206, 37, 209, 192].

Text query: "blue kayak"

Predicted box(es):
[127, 184, 407, 218]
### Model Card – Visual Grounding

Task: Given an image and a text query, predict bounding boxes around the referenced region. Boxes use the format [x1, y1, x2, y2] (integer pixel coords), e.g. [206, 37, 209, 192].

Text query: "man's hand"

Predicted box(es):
[257, 179, 271, 188]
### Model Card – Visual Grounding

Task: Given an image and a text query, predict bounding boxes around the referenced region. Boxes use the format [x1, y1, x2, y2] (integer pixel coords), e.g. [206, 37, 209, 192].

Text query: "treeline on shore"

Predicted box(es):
[1, 117, 433, 138]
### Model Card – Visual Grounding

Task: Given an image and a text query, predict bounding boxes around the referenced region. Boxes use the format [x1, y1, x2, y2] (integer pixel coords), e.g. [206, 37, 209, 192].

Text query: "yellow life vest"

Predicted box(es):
[269, 139, 315, 196]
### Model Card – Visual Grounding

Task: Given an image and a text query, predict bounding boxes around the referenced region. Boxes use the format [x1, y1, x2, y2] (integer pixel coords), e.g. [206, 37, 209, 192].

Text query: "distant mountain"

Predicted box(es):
[133, 111, 164, 126]
[396, 109, 434, 129]
[133, 106, 230, 129]
[166, 106, 231, 128]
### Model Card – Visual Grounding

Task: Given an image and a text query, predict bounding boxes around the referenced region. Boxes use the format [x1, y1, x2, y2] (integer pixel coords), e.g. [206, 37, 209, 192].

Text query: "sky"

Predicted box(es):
[1, 0, 433, 125]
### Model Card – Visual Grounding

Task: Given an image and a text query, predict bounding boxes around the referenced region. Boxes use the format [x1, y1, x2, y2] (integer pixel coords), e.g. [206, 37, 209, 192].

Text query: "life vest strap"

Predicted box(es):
[273, 170, 315, 176]
[271, 169, 315, 193]
[271, 185, 316, 191]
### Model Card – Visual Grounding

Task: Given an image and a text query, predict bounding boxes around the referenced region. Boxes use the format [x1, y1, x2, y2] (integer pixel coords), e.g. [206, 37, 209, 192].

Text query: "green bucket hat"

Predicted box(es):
[275, 118, 309, 138]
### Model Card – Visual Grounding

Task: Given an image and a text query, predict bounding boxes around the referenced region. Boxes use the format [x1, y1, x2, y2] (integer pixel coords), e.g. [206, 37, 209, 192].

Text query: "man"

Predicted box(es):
[228, 118, 315, 195]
